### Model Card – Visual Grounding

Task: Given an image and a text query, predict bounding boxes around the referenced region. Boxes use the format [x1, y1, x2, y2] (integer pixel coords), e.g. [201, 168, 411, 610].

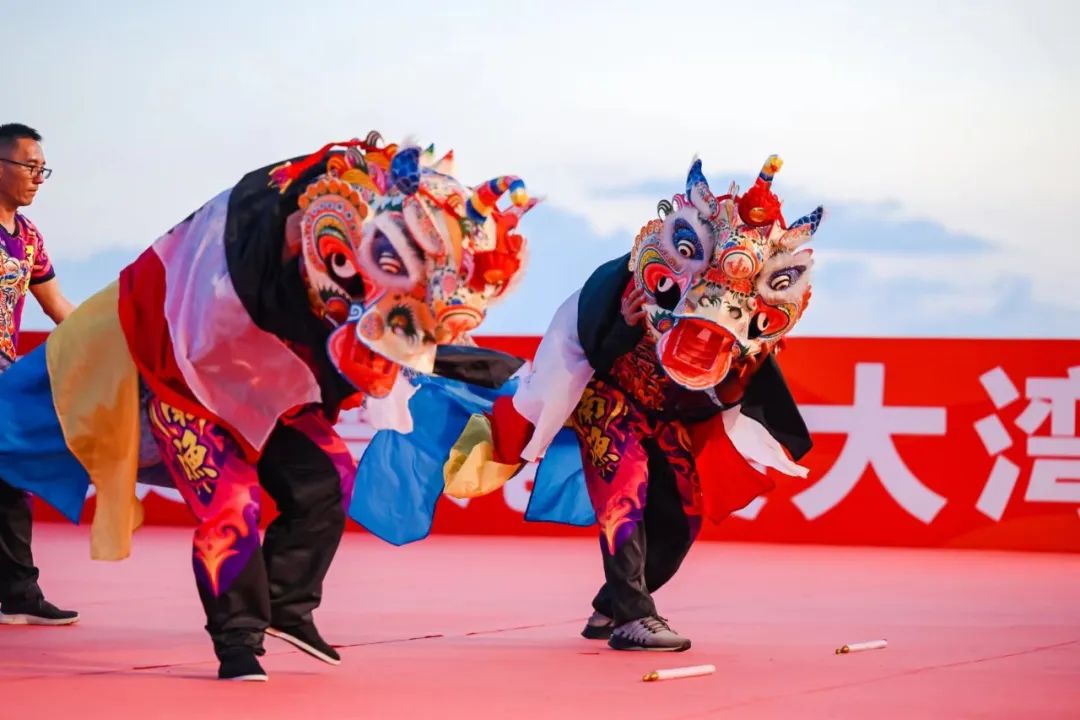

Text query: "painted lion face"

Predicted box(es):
[630, 156, 822, 391]
[277, 133, 537, 397]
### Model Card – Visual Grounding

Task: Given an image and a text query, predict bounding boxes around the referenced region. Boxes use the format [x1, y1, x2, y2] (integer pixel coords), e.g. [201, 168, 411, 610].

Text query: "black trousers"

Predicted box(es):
[590, 440, 698, 625]
[0, 477, 42, 606]
[199, 422, 346, 659]
[0, 352, 44, 607]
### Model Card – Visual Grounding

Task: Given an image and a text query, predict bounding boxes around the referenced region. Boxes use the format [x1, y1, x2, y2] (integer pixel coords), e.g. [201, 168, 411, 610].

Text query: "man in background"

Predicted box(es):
[0, 122, 78, 625]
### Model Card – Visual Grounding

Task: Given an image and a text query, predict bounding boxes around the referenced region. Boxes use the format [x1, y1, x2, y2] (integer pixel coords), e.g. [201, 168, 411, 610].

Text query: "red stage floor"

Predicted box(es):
[3, 525, 1078, 719]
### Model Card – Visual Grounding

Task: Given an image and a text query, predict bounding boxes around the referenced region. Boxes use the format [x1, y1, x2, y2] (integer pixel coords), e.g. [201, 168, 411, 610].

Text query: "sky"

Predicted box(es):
[10, 0, 1080, 337]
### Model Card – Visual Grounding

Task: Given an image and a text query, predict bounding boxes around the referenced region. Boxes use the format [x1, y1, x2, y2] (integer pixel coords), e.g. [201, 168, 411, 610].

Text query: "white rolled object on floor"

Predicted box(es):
[642, 664, 717, 682]
[835, 639, 888, 654]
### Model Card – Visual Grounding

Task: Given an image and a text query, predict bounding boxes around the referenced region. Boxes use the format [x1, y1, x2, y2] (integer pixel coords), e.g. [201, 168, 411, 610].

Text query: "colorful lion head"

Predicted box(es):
[628, 155, 822, 392]
[271, 132, 537, 397]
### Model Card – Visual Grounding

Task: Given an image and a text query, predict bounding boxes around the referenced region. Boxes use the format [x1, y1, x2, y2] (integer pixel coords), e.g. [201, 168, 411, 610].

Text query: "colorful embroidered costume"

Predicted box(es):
[0, 213, 53, 364]
[352, 156, 819, 650]
[0, 132, 534, 675]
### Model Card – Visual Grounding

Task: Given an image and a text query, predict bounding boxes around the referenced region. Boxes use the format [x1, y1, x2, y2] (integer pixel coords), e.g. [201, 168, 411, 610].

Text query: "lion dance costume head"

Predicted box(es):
[270, 131, 537, 398]
[628, 155, 823, 392]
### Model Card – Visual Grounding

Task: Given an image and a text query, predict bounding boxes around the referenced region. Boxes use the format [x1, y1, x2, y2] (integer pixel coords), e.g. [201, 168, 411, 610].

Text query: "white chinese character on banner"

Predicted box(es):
[973, 365, 1080, 520]
[791, 363, 948, 523]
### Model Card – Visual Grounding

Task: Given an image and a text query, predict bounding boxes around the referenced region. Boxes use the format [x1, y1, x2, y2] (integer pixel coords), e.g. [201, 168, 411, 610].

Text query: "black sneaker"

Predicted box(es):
[0, 598, 79, 626]
[266, 623, 341, 665]
[581, 611, 614, 640]
[218, 648, 269, 682]
[608, 616, 691, 652]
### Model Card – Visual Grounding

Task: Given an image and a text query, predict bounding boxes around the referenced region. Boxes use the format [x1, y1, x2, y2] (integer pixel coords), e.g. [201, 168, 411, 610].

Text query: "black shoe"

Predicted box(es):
[217, 648, 269, 682]
[581, 611, 614, 640]
[0, 597, 80, 626]
[266, 623, 341, 665]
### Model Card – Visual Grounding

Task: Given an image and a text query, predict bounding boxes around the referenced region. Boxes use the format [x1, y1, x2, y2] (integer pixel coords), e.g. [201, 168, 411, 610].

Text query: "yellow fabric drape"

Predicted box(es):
[46, 281, 143, 560]
[443, 413, 523, 499]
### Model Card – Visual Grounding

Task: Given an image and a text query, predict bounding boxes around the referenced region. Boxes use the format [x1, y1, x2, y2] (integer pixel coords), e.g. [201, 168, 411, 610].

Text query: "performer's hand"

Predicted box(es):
[282, 209, 302, 263]
[620, 285, 647, 326]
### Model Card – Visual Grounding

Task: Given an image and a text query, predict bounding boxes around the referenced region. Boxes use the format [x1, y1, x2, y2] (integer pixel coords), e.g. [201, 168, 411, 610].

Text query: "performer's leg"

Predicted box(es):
[571, 383, 651, 626]
[586, 442, 698, 638]
[572, 383, 688, 650]
[598, 499, 692, 651]
[597, 510, 654, 624]
[0, 479, 43, 609]
[585, 581, 617, 638]
[146, 397, 269, 681]
[259, 407, 353, 665]
[0, 351, 77, 626]
[640, 426, 702, 596]
[0, 483, 77, 624]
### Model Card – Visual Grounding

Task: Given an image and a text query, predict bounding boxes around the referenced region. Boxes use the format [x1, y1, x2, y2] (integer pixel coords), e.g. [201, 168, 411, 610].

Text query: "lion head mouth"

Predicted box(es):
[656, 318, 737, 390]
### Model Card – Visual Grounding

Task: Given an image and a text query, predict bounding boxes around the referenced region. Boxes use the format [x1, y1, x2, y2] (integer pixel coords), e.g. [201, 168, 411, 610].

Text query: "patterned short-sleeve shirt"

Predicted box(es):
[0, 214, 55, 362]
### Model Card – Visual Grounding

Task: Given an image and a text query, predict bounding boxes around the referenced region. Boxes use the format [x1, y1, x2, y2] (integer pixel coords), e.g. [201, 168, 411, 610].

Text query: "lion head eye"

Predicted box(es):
[768, 265, 805, 291]
[671, 219, 703, 260]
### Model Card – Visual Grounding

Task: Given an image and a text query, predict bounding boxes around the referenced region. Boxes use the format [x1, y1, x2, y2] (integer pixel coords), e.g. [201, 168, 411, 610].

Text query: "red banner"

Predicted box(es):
[19, 331, 1080, 552]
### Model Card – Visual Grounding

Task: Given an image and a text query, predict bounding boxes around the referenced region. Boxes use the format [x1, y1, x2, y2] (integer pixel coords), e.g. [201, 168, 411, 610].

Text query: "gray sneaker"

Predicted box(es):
[581, 611, 614, 640]
[608, 616, 691, 652]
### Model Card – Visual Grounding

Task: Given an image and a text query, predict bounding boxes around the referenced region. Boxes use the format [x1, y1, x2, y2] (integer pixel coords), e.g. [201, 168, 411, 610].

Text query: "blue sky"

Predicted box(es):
[11, 0, 1080, 338]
